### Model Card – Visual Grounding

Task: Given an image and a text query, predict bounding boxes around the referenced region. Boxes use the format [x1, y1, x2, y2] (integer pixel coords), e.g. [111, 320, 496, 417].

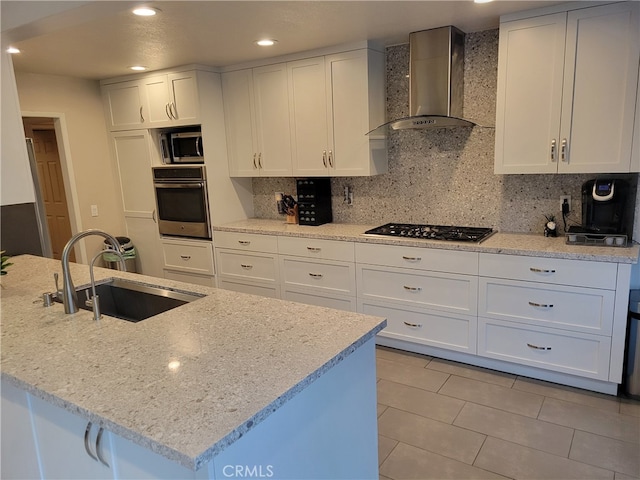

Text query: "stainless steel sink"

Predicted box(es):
[67, 277, 204, 322]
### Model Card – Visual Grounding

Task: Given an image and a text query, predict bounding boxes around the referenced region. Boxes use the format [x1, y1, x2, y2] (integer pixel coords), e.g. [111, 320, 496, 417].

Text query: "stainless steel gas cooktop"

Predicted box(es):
[364, 223, 494, 243]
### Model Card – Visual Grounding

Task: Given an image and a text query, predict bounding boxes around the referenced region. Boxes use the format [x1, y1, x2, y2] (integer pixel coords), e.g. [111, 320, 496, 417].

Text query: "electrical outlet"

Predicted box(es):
[90, 204, 99, 217]
[560, 195, 571, 213]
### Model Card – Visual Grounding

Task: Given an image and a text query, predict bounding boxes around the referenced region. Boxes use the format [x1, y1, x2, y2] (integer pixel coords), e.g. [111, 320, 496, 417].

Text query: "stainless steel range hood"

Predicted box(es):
[370, 26, 476, 133]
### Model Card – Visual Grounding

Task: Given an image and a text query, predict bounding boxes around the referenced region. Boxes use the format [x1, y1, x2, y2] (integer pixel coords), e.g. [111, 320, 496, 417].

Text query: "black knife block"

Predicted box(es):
[296, 178, 332, 226]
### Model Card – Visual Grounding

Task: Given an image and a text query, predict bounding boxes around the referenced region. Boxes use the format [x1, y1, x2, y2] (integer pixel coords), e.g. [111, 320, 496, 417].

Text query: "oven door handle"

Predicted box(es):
[154, 183, 205, 189]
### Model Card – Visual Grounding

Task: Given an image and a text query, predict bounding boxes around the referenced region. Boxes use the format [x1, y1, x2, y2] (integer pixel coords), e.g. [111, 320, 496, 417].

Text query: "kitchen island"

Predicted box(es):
[0, 255, 386, 479]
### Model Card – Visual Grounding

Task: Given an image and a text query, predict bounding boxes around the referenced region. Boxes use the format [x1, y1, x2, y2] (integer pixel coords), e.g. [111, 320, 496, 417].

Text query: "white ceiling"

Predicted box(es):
[3, 0, 564, 81]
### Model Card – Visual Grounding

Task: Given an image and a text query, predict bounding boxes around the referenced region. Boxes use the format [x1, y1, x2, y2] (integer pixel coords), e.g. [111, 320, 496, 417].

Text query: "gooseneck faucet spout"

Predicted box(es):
[61, 229, 125, 314]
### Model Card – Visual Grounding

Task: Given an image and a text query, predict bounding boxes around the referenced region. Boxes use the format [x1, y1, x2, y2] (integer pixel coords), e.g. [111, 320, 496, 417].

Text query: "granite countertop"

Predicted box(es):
[0, 255, 386, 471]
[213, 219, 640, 264]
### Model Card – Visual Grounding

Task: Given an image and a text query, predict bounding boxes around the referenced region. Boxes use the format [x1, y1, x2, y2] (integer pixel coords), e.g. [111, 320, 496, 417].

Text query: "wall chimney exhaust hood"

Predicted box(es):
[369, 26, 476, 134]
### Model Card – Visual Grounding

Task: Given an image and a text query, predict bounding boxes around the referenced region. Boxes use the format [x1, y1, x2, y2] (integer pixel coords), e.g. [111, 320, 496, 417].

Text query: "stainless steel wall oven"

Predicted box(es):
[152, 165, 211, 240]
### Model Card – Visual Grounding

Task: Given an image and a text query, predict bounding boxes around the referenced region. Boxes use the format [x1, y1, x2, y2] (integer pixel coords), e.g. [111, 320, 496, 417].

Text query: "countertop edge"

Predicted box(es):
[212, 221, 639, 264]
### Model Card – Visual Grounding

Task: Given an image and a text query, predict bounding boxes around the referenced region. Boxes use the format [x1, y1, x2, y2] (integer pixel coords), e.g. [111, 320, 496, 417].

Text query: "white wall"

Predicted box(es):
[1, 52, 35, 206]
[14, 72, 126, 260]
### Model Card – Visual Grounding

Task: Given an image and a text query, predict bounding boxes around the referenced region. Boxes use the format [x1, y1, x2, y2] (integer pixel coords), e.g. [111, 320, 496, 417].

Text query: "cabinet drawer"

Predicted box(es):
[218, 279, 280, 299]
[214, 231, 278, 253]
[217, 249, 278, 283]
[161, 239, 214, 275]
[479, 253, 617, 289]
[479, 278, 615, 335]
[357, 265, 477, 315]
[280, 257, 355, 296]
[282, 290, 356, 312]
[356, 243, 478, 275]
[360, 300, 477, 353]
[163, 269, 215, 287]
[278, 236, 355, 262]
[478, 318, 611, 380]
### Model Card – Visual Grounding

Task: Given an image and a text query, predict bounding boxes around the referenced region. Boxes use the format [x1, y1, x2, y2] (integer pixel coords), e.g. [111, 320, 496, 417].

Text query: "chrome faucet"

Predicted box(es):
[60, 229, 126, 314]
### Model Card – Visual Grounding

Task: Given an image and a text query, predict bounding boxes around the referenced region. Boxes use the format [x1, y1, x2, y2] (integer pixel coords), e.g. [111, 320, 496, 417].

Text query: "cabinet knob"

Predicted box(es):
[322, 151, 327, 168]
[550, 139, 557, 162]
[306, 246, 321, 252]
[403, 321, 422, 328]
[238, 240, 251, 246]
[308, 272, 323, 278]
[403, 285, 422, 292]
[180, 255, 191, 261]
[240, 264, 253, 269]
[529, 267, 556, 274]
[253, 154, 258, 169]
[527, 343, 552, 351]
[561, 138, 568, 162]
[402, 256, 422, 262]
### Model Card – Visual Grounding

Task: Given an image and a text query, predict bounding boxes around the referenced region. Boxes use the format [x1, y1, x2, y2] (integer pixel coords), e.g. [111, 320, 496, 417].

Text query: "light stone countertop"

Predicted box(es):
[0, 255, 386, 471]
[213, 219, 640, 264]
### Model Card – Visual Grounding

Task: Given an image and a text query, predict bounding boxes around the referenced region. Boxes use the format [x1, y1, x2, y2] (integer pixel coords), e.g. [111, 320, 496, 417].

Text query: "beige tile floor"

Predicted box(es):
[376, 346, 640, 480]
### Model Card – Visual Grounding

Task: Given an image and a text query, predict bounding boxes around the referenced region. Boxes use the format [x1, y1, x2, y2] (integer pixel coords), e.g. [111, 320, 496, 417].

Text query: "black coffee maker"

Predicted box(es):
[581, 179, 633, 235]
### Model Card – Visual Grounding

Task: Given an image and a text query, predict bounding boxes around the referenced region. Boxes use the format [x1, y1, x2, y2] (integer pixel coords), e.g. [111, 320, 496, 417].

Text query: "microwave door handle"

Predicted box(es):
[196, 137, 202, 157]
[155, 182, 205, 189]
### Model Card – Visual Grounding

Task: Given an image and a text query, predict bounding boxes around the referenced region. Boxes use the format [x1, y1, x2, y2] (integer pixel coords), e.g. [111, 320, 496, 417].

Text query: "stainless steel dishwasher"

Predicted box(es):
[624, 290, 640, 398]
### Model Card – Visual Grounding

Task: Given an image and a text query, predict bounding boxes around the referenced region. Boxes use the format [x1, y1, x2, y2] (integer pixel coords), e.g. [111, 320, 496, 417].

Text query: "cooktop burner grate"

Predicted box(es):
[364, 223, 494, 243]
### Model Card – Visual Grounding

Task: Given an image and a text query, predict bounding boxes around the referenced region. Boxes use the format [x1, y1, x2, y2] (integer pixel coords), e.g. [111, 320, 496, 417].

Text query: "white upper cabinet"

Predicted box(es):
[289, 49, 387, 177]
[495, 2, 640, 174]
[102, 69, 202, 131]
[222, 65, 293, 176]
[224, 48, 387, 177]
[252, 63, 294, 176]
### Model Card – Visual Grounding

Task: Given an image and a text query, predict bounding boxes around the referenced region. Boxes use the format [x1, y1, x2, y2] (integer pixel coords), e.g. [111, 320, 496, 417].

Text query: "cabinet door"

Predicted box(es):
[289, 56, 330, 176]
[111, 131, 156, 215]
[558, 2, 640, 173]
[102, 81, 145, 131]
[222, 69, 258, 177]
[141, 75, 172, 127]
[632, 63, 640, 173]
[328, 50, 384, 176]
[494, 13, 566, 174]
[1, 380, 41, 479]
[29, 394, 115, 479]
[252, 63, 293, 176]
[168, 71, 200, 125]
[110, 131, 163, 277]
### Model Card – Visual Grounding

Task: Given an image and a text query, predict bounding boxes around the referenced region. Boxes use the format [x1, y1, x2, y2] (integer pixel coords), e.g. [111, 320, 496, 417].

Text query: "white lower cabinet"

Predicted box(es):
[215, 231, 280, 297]
[356, 243, 479, 352]
[28, 394, 115, 480]
[477, 317, 612, 380]
[360, 300, 477, 354]
[161, 238, 215, 287]
[1, 381, 41, 479]
[478, 252, 622, 384]
[278, 237, 356, 312]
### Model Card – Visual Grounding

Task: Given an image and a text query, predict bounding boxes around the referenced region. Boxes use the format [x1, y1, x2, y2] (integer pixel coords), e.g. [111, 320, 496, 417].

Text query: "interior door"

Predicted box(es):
[29, 128, 74, 260]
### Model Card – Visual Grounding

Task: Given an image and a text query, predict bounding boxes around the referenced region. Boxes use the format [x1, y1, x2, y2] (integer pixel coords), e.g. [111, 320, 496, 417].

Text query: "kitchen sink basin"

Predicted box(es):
[69, 277, 204, 322]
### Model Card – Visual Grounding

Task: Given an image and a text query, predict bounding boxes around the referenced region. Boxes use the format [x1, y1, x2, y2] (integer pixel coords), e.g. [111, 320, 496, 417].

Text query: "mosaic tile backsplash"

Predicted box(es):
[252, 29, 639, 238]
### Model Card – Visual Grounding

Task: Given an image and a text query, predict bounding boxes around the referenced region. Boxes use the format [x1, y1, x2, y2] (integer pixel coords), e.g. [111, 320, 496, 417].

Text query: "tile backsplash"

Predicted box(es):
[252, 29, 638, 238]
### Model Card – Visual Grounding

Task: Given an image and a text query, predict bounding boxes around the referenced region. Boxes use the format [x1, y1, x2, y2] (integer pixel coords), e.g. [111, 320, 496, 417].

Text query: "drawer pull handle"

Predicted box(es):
[309, 273, 323, 278]
[96, 427, 109, 467]
[238, 240, 251, 246]
[527, 343, 552, 351]
[84, 422, 99, 462]
[403, 285, 422, 292]
[402, 256, 421, 261]
[180, 255, 191, 261]
[307, 247, 321, 252]
[403, 321, 422, 328]
[240, 264, 253, 269]
[528, 301, 553, 308]
[529, 267, 556, 273]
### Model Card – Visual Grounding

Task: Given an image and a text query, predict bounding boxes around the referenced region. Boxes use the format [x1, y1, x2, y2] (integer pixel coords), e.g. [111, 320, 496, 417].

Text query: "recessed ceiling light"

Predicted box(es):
[129, 65, 148, 71]
[6, 47, 21, 54]
[474, 0, 494, 3]
[255, 39, 278, 47]
[132, 6, 159, 16]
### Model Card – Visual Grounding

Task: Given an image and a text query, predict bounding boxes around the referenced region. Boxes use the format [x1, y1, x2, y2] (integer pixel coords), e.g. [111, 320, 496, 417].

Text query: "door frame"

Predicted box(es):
[21, 111, 87, 263]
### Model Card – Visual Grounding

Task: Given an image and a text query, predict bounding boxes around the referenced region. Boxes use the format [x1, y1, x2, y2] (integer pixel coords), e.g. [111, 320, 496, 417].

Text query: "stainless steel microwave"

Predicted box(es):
[161, 130, 204, 163]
